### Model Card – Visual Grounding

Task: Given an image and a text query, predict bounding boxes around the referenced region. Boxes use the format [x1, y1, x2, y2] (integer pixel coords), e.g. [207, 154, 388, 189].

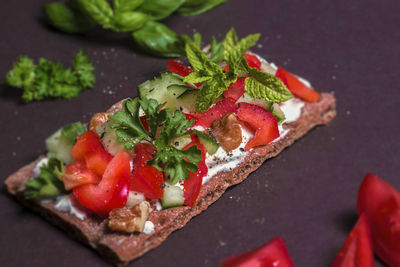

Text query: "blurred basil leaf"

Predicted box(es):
[137, 0, 186, 20]
[112, 11, 148, 32]
[178, 0, 226, 16]
[113, 0, 144, 13]
[80, 0, 114, 28]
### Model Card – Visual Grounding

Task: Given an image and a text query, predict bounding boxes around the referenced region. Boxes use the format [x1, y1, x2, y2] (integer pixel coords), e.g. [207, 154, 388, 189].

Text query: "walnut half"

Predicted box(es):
[108, 201, 151, 233]
[210, 113, 242, 152]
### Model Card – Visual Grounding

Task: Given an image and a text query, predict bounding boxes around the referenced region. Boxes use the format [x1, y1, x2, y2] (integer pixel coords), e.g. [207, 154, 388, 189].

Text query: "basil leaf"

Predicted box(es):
[113, 0, 144, 13]
[132, 21, 184, 57]
[137, 0, 186, 20]
[178, 0, 226, 16]
[112, 11, 148, 32]
[80, 0, 114, 28]
[44, 1, 96, 33]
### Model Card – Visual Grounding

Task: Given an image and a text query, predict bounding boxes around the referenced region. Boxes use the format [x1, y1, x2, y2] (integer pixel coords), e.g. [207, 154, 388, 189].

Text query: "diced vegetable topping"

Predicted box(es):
[195, 98, 238, 128]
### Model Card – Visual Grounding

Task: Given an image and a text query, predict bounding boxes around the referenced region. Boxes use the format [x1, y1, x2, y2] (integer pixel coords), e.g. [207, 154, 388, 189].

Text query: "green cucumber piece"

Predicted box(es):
[170, 134, 192, 150]
[138, 72, 188, 110]
[97, 121, 125, 155]
[45, 129, 74, 164]
[271, 103, 286, 124]
[196, 131, 219, 155]
[161, 183, 185, 208]
[237, 92, 270, 110]
[176, 89, 198, 113]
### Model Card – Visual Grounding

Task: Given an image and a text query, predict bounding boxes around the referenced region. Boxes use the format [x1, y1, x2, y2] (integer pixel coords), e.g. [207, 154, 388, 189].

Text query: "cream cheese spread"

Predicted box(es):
[53, 195, 87, 220]
[143, 221, 155, 234]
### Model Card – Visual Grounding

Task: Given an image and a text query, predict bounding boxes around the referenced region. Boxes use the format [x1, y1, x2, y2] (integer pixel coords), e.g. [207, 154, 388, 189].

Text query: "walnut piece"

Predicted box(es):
[89, 112, 109, 133]
[210, 113, 242, 152]
[108, 201, 151, 233]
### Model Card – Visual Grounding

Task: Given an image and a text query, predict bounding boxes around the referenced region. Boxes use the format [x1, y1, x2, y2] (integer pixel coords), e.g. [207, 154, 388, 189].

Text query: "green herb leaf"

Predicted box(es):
[137, 0, 185, 20]
[44, 1, 96, 33]
[61, 122, 87, 145]
[183, 72, 211, 84]
[80, 0, 114, 28]
[138, 98, 165, 138]
[132, 21, 184, 57]
[113, 0, 144, 13]
[108, 98, 150, 150]
[178, 0, 226, 16]
[244, 60, 293, 103]
[209, 37, 224, 62]
[5, 51, 95, 103]
[112, 11, 148, 32]
[223, 28, 260, 75]
[24, 157, 68, 200]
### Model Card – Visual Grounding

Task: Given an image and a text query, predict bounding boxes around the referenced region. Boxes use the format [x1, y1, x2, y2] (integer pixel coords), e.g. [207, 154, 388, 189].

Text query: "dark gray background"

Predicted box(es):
[1, 0, 399, 266]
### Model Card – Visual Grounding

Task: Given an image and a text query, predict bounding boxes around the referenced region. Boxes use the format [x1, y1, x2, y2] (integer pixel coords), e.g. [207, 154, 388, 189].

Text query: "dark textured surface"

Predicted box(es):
[0, 0, 398, 266]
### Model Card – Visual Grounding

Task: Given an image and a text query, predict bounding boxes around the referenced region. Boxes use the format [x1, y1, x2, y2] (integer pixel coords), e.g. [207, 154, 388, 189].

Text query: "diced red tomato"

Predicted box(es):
[357, 173, 400, 266]
[185, 113, 199, 125]
[235, 102, 279, 150]
[244, 53, 262, 70]
[73, 151, 131, 217]
[275, 67, 320, 103]
[62, 161, 100, 191]
[224, 78, 246, 101]
[167, 59, 194, 77]
[85, 148, 113, 176]
[130, 142, 164, 199]
[183, 135, 208, 207]
[196, 98, 238, 128]
[221, 237, 294, 267]
[72, 131, 103, 161]
[331, 213, 374, 267]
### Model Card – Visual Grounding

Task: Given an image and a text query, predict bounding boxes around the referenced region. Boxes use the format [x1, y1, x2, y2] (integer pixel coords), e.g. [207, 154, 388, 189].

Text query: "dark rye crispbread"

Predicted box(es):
[5, 92, 336, 266]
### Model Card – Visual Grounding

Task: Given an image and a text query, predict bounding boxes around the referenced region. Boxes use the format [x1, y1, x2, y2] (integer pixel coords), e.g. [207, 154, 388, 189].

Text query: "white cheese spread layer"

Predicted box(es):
[143, 221, 155, 234]
[53, 195, 87, 220]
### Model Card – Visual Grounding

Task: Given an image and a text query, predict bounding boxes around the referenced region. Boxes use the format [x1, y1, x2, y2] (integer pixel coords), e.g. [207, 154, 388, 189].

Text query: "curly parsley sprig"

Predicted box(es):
[108, 97, 202, 184]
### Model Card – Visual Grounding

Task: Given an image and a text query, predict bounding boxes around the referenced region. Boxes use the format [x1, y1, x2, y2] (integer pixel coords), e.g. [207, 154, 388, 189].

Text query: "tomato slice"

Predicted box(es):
[62, 161, 100, 191]
[221, 237, 294, 267]
[331, 213, 374, 267]
[73, 151, 131, 217]
[84, 148, 113, 176]
[236, 102, 279, 150]
[196, 98, 238, 128]
[275, 67, 320, 103]
[183, 135, 208, 207]
[72, 131, 103, 161]
[224, 78, 246, 101]
[244, 53, 262, 70]
[357, 173, 400, 266]
[167, 59, 194, 77]
[130, 142, 164, 199]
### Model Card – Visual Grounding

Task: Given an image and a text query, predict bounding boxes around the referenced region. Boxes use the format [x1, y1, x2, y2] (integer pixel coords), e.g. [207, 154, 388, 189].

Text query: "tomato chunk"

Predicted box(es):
[236, 102, 279, 150]
[357, 173, 400, 266]
[62, 161, 100, 191]
[84, 148, 113, 176]
[183, 135, 208, 207]
[275, 67, 320, 103]
[72, 131, 103, 161]
[224, 78, 246, 101]
[221, 237, 294, 267]
[167, 59, 194, 77]
[131, 143, 164, 199]
[244, 53, 262, 70]
[73, 151, 131, 217]
[331, 213, 374, 267]
[196, 98, 238, 128]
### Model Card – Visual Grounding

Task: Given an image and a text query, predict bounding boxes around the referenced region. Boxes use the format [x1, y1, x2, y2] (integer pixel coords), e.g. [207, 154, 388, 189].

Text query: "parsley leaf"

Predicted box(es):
[5, 51, 95, 103]
[24, 157, 68, 200]
[138, 97, 165, 137]
[108, 98, 150, 150]
[61, 122, 87, 145]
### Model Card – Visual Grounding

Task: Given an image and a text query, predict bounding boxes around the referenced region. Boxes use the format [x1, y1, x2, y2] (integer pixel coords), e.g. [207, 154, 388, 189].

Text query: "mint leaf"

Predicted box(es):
[24, 157, 68, 200]
[245, 61, 293, 103]
[108, 98, 150, 150]
[183, 72, 212, 84]
[209, 37, 224, 62]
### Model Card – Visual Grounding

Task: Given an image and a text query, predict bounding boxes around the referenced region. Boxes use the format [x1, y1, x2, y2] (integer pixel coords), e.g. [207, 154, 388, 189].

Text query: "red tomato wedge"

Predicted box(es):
[183, 135, 208, 207]
[131, 143, 164, 199]
[331, 213, 374, 267]
[275, 67, 320, 103]
[357, 173, 400, 266]
[244, 53, 262, 70]
[196, 98, 237, 128]
[235, 102, 279, 150]
[62, 161, 100, 191]
[221, 237, 294, 267]
[85, 148, 113, 176]
[73, 151, 131, 217]
[224, 78, 246, 101]
[167, 59, 194, 77]
[72, 131, 103, 161]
